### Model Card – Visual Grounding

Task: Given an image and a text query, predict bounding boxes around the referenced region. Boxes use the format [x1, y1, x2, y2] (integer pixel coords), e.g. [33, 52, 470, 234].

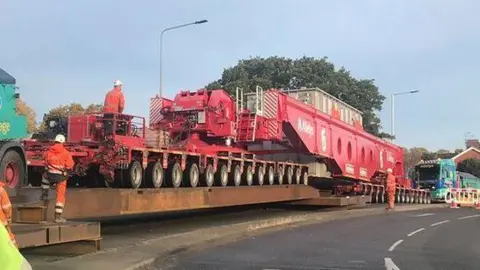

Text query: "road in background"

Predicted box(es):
[152, 208, 480, 270]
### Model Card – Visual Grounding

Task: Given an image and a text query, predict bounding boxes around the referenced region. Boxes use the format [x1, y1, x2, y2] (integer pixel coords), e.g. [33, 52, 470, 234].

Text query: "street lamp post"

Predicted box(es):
[159, 19, 208, 97]
[391, 90, 419, 143]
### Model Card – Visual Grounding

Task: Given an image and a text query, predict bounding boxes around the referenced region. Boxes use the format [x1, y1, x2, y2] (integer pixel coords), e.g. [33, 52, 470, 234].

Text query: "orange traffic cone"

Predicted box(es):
[450, 198, 459, 209]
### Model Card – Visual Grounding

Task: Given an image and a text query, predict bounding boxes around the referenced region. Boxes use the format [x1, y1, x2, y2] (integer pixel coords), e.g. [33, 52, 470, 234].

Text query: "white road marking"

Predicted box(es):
[458, 214, 480, 220]
[385, 257, 400, 270]
[407, 228, 425, 237]
[414, 213, 434, 217]
[430, 220, 450, 227]
[388, 239, 404, 252]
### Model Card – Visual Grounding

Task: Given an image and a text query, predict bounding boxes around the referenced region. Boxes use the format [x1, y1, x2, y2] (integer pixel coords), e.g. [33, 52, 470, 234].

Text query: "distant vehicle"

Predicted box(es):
[413, 158, 480, 202]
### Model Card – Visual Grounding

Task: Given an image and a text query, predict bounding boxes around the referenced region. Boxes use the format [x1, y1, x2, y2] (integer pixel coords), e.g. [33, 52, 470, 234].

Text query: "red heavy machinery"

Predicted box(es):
[22, 86, 430, 204]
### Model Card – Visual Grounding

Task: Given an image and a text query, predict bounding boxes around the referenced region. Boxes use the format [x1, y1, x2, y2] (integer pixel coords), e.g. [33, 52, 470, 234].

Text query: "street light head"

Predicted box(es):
[195, 20, 208, 24]
[410, 90, 419, 94]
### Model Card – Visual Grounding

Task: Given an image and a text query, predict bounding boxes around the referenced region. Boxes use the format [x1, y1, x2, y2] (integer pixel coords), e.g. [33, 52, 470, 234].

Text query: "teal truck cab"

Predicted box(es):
[0, 68, 28, 196]
[413, 159, 456, 202]
[413, 158, 480, 202]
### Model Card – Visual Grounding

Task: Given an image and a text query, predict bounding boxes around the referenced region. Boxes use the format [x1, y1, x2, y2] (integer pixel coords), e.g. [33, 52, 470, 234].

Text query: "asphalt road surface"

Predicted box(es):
[153, 207, 480, 270]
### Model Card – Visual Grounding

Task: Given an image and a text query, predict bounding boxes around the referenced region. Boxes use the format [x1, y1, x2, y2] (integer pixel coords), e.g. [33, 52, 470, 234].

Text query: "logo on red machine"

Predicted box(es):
[297, 117, 314, 137]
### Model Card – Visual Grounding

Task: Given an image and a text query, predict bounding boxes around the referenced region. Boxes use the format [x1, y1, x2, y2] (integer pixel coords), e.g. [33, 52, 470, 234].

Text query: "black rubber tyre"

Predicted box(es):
[230, 164, 242, 186]
[267, 166, 275, 185]
[126, 160, 143, 189]
[216, 164, 228, 187]
[185, 162, 199, 188]
[255, 165, 264, 186]
[169, 162, 183, 188]
[203, 164, 215, 187]
[286, 166, 293, 185]
[294, 167, 301, 184]
[145, 161, 164, 188]
[244, 165, 253, 186]
[0, 150, 25, 197]
[277, 166, 284, 185]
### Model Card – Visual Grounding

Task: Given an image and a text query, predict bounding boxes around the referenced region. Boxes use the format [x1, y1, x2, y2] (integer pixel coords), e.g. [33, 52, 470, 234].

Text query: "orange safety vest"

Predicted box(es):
[0, 183, 12, 226]
[44, 144, 74, 175]
[386, 173, 396, 192]
[103, 88, 125, 113]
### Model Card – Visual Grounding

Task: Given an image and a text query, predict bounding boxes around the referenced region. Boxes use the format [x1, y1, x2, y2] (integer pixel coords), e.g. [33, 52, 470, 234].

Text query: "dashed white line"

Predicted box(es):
[385, 257, 400, 270]
[414, 213, 434, 217]
[430, 220, 450, 227]
[388, 239, 403, 252]
[458, 214, 480, 220]
[407, 228, 425, 237]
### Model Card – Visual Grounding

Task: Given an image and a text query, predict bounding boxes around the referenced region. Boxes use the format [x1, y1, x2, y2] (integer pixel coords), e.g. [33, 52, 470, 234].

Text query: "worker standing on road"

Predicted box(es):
[386, 168, 396, 210]
[103, 80, 126, 136]
[41, 134, 74, 223]
[0, 181, 17, 248]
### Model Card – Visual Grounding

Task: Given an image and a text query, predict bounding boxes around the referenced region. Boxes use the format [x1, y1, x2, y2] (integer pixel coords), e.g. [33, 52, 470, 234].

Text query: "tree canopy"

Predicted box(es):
[16, 99, 37, 133]
[38, 102, 103, 131]
[457, 158, 480, 178]
[206, 56, 392, 138]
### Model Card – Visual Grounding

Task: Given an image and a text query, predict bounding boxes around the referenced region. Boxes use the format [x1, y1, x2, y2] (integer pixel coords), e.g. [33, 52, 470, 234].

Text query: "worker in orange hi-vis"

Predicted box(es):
[385, 168, 396, 211]
[41, 134, 74, 223]
[0, 181, 17, 248]
[103, 80, 126, 136]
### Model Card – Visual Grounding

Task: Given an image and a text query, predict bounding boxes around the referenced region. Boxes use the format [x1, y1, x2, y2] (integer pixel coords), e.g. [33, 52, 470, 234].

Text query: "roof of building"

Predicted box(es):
[0, 68, 15, 84]
[451, 147, 480, 161]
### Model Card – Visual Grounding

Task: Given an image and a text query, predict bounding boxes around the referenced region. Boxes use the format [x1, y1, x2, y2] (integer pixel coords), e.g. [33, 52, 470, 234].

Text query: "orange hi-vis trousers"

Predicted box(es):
[387, 189, 395, 209]
[41, 176, 67, 215]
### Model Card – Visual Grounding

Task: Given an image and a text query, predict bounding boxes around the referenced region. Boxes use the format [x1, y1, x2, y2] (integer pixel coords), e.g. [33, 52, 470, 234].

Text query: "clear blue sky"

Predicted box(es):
[1, 0, 479, 151]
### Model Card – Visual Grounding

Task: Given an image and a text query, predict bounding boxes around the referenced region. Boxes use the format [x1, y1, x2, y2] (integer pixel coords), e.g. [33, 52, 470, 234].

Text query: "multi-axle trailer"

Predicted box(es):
[22, 85, 430, 204]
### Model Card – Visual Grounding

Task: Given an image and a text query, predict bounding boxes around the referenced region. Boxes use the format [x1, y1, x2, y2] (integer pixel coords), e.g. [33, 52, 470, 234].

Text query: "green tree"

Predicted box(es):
[457, 158, 480, 178]
[206, 56, 392, 138]
[403, 147, 430, 170]
[16, 98, 37, 133]
[38, 102, 103, 131]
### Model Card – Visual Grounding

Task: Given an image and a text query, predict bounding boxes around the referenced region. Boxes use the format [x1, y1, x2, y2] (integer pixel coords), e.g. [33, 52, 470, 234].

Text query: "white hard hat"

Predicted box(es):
[54, 134, 66, 144]
[114, 80, 123, 86]
[386, 168, 393, 173]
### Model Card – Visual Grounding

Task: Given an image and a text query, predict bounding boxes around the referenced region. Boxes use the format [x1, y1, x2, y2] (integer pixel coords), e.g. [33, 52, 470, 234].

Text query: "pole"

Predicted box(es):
[159, 20, 208, 98]
[391, 93, 395, 143]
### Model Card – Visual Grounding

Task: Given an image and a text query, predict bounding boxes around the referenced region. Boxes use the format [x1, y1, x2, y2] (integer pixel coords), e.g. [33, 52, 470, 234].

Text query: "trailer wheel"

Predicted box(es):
[294, 167, 301, 184]
[145, 161, 164, 188]
[216, 164, 228, 187]
[203, 164, 215, 187]
[231, 164, 242, 186]
[267, 166, 275, 185]
[255, 166, 264, 186]
[425, 194, 431, 204]
[185, 162, 199, 188]
[378, 192, 385, 204]
[286, 166, 293, 185]
[302, 171, 309, 185]
[277, 165, 284, 185]
[244, 165, 253, 186]
[169, 162, 183, 188]
[125, 160, 143, 189]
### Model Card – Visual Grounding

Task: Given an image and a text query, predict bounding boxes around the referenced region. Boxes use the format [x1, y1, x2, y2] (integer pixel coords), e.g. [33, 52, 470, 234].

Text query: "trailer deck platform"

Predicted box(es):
[14, 185, 321, 221]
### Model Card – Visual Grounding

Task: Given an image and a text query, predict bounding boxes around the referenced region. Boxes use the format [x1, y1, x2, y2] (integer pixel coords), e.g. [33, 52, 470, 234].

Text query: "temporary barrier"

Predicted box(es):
[445, 188, 479, 207]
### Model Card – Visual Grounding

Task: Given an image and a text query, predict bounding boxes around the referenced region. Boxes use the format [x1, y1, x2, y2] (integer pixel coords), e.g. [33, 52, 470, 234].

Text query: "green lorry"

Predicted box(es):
[0, 68, 28, 196]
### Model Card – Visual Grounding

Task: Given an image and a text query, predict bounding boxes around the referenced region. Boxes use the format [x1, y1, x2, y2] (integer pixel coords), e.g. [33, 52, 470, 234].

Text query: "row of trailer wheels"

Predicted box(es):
[117, 160, 309, 189]
[362, 185, 432, 205]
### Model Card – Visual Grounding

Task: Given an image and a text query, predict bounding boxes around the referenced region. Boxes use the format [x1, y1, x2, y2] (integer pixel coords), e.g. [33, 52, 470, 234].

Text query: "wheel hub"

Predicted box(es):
[4, 162, 18, 188]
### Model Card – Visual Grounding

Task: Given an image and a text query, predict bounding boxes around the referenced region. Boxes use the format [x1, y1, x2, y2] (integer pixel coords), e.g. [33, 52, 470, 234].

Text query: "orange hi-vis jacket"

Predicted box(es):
[386, 173, 396, 192]
[103, 87, 125, 114]
[44, 144, 74, 176]
[0, 182, 12, 226]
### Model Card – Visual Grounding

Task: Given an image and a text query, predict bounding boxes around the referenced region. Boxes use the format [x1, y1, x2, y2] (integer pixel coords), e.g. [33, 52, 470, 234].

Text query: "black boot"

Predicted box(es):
[54, 213, 66, 223]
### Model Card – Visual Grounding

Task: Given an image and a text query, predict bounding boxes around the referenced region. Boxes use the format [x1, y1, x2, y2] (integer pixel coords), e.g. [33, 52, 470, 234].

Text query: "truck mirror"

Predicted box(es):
[14, 93, 20, 99]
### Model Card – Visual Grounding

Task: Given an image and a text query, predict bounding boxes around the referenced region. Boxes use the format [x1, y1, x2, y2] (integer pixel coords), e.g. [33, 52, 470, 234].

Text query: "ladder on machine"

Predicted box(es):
[235, 86, 264, 142]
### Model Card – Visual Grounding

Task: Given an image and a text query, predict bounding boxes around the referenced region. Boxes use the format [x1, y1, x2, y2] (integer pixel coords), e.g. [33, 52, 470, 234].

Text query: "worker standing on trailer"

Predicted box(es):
[0, 181, 16, 248]
[103, 80, 126, 136]
[386, 168, 396, 210]
[41, 134, 74, 223]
